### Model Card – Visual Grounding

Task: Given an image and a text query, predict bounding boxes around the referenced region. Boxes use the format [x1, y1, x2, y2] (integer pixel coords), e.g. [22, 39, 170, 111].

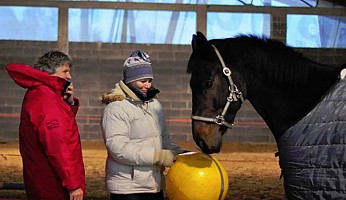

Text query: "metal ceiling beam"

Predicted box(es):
[300, 0, 314, 7]
[0, 0, 344, 16]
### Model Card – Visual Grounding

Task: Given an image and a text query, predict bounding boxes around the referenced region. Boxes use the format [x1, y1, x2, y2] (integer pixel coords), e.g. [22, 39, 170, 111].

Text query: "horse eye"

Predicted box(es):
[206, 80, 213, 88]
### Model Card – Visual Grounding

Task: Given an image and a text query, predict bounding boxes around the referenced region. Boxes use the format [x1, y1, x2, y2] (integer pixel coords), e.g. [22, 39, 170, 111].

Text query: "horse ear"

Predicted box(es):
[191, 34, 197, 51]
[192, 31, 213, 52]
[192, 31, 215, 60]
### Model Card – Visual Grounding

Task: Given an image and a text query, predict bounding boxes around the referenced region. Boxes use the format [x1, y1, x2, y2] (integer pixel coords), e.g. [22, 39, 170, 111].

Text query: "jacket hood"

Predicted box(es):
[6, 63, 67, 94]
[101, 80, 160, 104]
[101, 80, 140, 104]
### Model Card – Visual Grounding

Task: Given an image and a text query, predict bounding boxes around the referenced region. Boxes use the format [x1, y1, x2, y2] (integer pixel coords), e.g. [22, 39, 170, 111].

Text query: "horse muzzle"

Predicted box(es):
[192, 121, 226, 154]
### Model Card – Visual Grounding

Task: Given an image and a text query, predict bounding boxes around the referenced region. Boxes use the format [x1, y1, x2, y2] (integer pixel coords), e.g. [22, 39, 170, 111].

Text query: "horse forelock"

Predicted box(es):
[186, 51, 197, 74]
[187, 45, 219, 73]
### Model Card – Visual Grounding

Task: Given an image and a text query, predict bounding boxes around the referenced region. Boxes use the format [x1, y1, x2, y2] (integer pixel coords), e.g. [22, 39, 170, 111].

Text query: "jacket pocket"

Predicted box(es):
[132, 165, 161, 190]
[106, 159, 132, 180]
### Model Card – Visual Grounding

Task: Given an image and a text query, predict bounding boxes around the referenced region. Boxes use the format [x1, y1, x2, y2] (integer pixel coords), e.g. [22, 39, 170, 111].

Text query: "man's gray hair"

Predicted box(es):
[33, 49, 72, 75]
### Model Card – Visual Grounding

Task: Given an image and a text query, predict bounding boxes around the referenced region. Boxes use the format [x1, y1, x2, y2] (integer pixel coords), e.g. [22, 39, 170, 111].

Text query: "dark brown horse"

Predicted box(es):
[187, 31, 346, 199]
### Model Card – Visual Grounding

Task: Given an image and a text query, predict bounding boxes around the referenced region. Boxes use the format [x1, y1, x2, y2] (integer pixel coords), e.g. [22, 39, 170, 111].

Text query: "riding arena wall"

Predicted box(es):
[1, 41, 345, 144]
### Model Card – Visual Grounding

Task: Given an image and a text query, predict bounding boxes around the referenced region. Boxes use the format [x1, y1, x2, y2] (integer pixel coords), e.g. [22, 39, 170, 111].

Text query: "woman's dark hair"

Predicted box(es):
[33, 49, 73, 75]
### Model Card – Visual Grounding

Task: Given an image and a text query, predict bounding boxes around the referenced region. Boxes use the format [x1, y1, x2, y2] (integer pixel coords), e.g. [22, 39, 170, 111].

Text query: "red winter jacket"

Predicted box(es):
[6, 64, 85, 200]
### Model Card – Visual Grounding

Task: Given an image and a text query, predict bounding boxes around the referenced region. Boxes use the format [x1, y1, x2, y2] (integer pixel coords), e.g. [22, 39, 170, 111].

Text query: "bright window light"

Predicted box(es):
[207, 12, 271, 39]
[287, 14, 346, 48]
[69, 9, 196, 44]
[0, 6, 58, 41]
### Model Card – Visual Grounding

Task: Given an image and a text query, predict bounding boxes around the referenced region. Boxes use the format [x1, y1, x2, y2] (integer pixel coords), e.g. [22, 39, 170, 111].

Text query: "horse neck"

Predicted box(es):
[243, 62, 340, 141]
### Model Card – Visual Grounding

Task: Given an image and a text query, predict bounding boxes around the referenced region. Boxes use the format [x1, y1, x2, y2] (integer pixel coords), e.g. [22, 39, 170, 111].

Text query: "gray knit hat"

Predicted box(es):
[123, 50, 153, 84]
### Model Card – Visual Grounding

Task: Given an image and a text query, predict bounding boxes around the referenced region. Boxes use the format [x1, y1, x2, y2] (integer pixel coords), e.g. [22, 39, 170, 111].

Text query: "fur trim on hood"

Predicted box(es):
[101, 80, 140, 104]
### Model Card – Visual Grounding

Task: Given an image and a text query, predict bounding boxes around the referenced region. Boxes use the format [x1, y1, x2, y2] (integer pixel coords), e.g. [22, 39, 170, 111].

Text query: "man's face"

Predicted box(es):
[51, 63, 72, 80]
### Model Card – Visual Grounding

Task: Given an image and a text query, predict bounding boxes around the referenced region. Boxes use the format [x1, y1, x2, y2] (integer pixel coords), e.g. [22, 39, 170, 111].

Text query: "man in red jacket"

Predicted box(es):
[6, 50, 85, 200]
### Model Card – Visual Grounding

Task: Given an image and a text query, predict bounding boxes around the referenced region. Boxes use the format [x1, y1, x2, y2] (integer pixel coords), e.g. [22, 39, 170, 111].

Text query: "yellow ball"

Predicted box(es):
[166, 152, 229, 200]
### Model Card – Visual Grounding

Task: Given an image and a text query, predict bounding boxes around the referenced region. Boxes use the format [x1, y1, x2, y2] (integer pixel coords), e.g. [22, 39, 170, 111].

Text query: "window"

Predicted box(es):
[0, 3, 344, 48]
[207, 12, 271, 39]
[287, 14, 346, 48]
[69, 9, 196, 44]
[0, 6, 58, 41]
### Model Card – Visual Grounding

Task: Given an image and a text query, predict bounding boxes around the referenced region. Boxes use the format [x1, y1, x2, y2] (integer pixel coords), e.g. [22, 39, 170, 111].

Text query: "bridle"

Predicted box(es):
[191, 44, 244, 129]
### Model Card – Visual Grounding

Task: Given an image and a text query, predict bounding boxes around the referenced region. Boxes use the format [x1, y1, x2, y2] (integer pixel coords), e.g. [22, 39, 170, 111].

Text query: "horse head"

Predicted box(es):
[187, 32, 344, 154]
[187, 32, 246, 154]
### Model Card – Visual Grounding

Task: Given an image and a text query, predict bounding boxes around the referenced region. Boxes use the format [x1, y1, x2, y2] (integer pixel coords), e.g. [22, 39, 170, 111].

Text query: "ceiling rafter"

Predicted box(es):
[236, 0, 345, 7]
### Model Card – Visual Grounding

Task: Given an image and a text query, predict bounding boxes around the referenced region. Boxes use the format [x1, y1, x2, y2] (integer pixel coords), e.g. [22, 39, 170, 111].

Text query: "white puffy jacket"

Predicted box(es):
[101, 80, 185, 194]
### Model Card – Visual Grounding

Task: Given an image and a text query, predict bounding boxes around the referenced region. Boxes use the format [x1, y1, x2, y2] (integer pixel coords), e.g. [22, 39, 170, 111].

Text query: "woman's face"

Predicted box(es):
[131, 78, 152, 94]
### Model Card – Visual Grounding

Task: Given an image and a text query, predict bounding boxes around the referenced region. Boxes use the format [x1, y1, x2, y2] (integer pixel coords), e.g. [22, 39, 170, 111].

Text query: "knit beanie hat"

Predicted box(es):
[123, 50, 153, 84]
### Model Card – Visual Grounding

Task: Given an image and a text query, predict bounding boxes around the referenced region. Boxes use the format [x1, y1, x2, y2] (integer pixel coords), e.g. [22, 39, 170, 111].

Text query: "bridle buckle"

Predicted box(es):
[215, 115, 225, 125]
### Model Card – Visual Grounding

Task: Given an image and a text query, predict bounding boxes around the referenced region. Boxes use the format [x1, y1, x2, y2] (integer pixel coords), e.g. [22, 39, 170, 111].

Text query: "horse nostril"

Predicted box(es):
[196, 139, 215, 154]
[195, 138, 209, 153]
[198, 139, 204, 150]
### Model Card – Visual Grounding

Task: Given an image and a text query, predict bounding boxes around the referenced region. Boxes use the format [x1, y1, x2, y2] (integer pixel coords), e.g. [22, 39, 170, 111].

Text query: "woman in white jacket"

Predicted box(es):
[101, 50, 188, 200]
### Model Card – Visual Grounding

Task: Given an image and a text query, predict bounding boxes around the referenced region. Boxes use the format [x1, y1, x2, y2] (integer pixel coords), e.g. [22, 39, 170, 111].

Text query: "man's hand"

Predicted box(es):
[64, 83, 75, 105]
[69, 187, 83, 200]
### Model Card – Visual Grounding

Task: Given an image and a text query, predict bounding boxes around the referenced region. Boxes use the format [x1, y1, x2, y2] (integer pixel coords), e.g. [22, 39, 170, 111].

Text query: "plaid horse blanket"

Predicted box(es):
[278, 78, 346, 199]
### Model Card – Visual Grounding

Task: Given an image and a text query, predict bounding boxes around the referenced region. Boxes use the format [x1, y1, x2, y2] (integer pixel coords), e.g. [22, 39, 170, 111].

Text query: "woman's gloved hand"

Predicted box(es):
[154, 149, 174, 167]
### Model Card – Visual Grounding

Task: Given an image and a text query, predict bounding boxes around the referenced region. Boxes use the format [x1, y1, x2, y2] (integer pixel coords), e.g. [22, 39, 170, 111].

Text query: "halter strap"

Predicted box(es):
[191, 44, 244, 129]
[212, 44, 244, 103]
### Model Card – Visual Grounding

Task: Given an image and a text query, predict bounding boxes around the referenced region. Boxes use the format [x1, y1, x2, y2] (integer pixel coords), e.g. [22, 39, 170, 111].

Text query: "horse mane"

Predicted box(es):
[187, 33, 343, 88]
[226, 35, 314, 86]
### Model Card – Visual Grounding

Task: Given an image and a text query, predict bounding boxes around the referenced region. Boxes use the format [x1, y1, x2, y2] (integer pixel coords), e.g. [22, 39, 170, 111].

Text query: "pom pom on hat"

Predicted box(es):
[123, 50, 153, 84]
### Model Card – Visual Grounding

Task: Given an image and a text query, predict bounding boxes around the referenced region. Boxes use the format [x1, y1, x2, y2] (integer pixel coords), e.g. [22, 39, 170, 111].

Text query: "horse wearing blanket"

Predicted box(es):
[187, 31, 346, 199]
